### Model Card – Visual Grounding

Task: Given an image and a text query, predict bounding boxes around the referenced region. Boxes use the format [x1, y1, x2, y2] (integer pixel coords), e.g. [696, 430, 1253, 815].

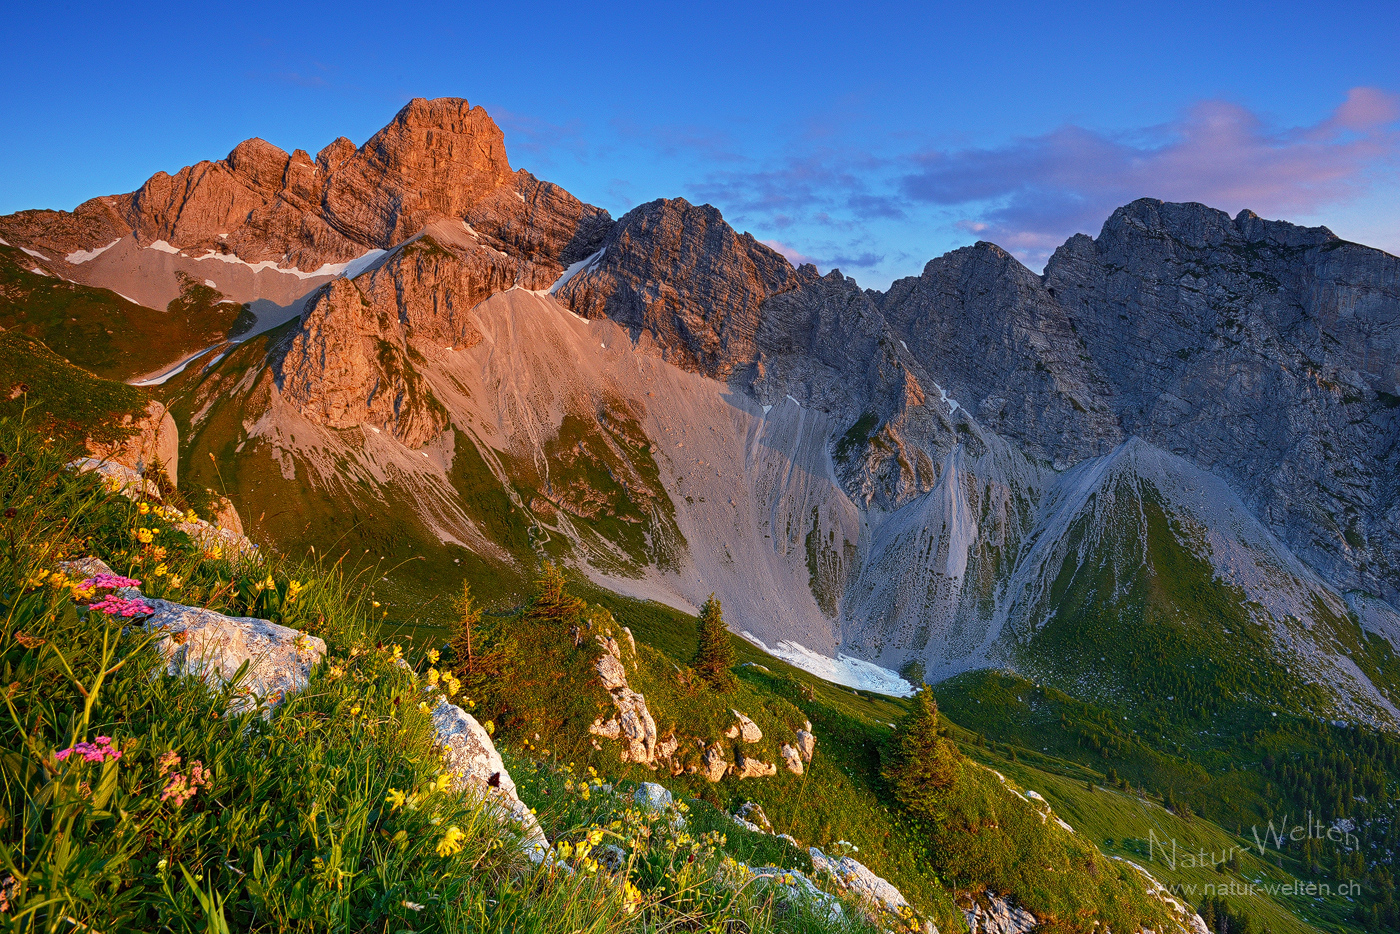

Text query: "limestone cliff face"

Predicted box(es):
[878, 241, 1122, 470]
[1041, 200, 1400, 603]
[319, 98, 514, 250]
[1, 98, 612, 288]
[276, 217, 573, 444]
[862, 199, 1400, 606]
[557, 198, 799, 377]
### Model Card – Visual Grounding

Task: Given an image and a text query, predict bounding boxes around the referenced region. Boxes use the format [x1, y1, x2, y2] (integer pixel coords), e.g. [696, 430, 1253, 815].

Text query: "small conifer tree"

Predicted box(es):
[449, 581, 482, 670]
[883, 686, 961, 820]
[692, 594, 736, 691]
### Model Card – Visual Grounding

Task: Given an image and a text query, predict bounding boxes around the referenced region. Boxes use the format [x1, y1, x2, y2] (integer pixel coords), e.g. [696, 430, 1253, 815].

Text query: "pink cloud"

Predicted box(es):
[901, 87, 1400, 267]
[761, 238, 818, 267]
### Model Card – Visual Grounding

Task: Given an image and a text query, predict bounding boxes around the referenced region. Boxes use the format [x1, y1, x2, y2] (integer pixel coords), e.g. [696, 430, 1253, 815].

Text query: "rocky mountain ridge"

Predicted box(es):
[5, 98, 1399, 734]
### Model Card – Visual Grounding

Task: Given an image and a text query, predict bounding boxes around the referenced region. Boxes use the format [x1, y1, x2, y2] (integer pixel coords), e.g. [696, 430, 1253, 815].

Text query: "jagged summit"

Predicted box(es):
[0, 98, 610, 314]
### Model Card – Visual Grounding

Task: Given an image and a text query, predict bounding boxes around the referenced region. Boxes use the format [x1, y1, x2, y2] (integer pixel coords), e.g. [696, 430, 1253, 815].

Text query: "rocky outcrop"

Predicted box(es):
[701, 743, 728, 782]
[733, 749, 777, 779]
[960, 894, 1037, 934]
[734, 800, 773, 833]
[83, 399, 179, 489]
[144, 599, 326, 715]
[431, 698, 549, 861]
[809, 846, 937, 933]
[557, 198, 801, 377]
[278, 275, 448, 447]
[210, 496, 244, 536]
[725, 709, 762, 742]
[779, 743, 804, 775]
[795, 726, 816, 762]
[632, 782, 673, 812]
[589, 634, 661, 767]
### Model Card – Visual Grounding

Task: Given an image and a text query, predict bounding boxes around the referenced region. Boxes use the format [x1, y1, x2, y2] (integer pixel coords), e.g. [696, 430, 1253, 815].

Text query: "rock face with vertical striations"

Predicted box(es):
[1040, 200, 1400, 605]
[556, 198, 801, 377]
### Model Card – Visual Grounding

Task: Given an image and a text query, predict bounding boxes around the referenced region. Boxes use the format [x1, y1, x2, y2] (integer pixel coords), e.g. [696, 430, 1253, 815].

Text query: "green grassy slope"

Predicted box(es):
[0, 246, 245, 380]
[0, 329, 148, 446]
[452, 569, 1224, 934]
[0, 420, 889, 934]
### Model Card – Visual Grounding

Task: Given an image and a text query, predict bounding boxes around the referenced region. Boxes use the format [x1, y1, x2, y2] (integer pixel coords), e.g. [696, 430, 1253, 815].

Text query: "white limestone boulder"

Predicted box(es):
[144, 599, 325, 714]
[431, 699, 549, 862]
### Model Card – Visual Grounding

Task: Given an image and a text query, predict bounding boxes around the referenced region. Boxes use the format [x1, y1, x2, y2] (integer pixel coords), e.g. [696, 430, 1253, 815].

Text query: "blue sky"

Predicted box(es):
[4, 1, 1397, 289]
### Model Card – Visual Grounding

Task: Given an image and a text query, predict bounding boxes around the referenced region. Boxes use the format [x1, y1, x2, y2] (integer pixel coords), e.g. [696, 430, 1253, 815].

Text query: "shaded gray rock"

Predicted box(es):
[961, 893, 1037, 934]
[633, 781, 673, 811]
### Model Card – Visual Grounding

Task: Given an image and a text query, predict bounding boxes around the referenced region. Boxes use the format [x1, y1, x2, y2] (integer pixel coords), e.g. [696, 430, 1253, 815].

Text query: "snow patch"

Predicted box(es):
[148, 240, 182, 255]
[548, 247, 605, 294]
[130, 346, 218, 386]
[933, 382, 960, 413]
[20, 247, 49, 261]
[204, 279, 217, 288]
[188, 246, 386, 280]
[66, 239, 121, 264]
[740, 632, 913, 697]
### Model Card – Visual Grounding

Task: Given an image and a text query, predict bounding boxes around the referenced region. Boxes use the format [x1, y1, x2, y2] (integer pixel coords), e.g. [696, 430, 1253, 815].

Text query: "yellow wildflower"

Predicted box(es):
[25, 569, 50, 588]
[138, 502, 150, 515]
[623, 880, 643, 913]
[135, 528, 154, 544]
[392, 644, 403, 660]
[286, 580, 304, 602]
[167, 575, 183, 589]
[483, 720, 494, 735]
[435, 825, 465, 857]
[426, 648, 440, 663]
[154, 563, 168, 577]
[555, 840, 574, 860]
[349, 706, 361, 717]
[432, 772, 453, 793]
[426, 667, 441, 686]
[418, 701, 433, 715]
[385, 787, 406, 810]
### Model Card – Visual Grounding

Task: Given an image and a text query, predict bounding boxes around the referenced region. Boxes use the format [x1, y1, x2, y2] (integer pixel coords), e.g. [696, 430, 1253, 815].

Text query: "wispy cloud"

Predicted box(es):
[492, 109, 590, 167]
[900, 87, 1400, 266]
[691, 149, 894, 226]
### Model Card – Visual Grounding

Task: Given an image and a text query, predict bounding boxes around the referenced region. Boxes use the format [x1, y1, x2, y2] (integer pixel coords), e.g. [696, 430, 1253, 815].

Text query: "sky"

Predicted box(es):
[3, 1, 1397, 290]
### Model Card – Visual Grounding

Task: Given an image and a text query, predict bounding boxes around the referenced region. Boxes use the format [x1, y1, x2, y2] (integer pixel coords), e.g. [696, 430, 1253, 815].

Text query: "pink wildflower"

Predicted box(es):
[55, 735, 122, 764]
[87, 595, 153, 618]
[82, 573, 142, 591]
[157, 751, 181, 776]
[160, 759, 210, 807]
